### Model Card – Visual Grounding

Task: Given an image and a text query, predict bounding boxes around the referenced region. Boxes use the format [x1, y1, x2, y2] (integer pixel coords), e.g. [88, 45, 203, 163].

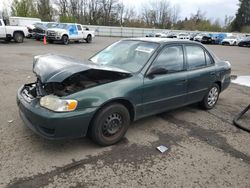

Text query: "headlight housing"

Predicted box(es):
[40, 95, 78, 112]
[56, 31, 62, 36]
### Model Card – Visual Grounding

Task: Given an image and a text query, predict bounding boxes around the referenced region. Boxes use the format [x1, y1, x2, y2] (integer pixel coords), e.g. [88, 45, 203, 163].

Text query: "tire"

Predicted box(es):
[86, 34, 92, 43]
[90, 103, 130, 146]
[14, 32, 24, 43]
[200, 83, 220, 110]
[233, 41, 237, 46]
[62, 35, 69, 45]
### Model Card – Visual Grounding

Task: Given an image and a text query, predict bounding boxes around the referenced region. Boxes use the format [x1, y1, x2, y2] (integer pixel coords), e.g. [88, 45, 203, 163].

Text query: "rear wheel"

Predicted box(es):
[90, 103, 130, 146]
[14, 32, 24, 43]
[86, 34, 92, 43]
[200, 83, 220, 110]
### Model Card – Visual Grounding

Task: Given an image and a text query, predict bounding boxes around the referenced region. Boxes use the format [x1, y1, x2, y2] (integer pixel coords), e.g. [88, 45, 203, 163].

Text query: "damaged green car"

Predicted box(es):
[17, 38, 231, 146]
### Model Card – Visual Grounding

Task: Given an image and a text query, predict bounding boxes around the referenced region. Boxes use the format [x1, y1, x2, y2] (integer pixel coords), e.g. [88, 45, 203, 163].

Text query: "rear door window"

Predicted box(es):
[186, 45, 206, 70]
[152, 45, 184, 73]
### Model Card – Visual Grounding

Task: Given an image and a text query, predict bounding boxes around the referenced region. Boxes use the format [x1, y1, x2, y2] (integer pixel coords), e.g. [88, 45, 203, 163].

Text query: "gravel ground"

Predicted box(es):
[0, 37, 249, 188]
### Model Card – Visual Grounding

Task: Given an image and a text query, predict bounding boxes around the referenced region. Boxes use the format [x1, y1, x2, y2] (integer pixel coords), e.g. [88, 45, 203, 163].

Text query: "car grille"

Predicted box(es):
[47, 31, 56, 37]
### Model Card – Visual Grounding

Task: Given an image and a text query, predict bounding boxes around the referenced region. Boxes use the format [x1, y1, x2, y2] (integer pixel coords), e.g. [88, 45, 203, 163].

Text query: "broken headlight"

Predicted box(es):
[40, 95, 78, 112]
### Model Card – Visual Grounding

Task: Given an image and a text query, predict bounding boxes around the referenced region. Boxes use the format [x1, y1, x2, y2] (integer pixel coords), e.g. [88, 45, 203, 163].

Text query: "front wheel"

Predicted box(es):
[90, 103, 130, 146]
[200, 83, 220, 110]
[62, 35, 69, 45]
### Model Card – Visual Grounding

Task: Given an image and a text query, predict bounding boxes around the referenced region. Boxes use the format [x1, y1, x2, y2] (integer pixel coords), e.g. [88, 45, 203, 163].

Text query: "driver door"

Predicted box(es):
[142, 45, 188, 116]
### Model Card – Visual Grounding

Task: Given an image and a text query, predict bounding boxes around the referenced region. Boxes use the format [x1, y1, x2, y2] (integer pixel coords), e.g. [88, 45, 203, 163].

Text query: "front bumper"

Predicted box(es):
[17, 86, 97, 140]
[46, 35, 62, 41]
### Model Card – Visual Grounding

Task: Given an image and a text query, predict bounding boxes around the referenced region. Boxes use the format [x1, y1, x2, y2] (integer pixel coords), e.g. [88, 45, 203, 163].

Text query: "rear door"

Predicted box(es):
[0, 20, 6, 38]
[142, 44, 188, 116]
[185, 44, 216, 103]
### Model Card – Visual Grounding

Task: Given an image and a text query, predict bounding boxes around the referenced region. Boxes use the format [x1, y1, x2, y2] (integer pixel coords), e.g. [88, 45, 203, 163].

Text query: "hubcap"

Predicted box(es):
[102, 113, 122, 137]
[207, 87, 219, 107]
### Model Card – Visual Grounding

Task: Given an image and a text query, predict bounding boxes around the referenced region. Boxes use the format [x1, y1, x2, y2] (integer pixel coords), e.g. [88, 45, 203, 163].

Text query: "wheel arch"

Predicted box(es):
[13, 30, 24, 37]
[91, 98, 135, 124]
[214, 81, 221, 92]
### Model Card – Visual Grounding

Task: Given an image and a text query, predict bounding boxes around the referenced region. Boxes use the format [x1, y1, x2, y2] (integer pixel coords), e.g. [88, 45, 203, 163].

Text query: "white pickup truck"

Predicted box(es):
[0, 19, 29, 43]
[46, 23, 95, 45]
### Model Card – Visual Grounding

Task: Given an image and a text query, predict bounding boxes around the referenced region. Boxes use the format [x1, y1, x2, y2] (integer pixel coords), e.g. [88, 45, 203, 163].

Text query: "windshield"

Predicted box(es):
[90, 40, 159, 72]
[56, 24, 68, 29]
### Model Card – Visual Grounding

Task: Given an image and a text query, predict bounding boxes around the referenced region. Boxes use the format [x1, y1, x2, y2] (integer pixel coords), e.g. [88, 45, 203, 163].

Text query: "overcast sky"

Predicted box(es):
[123, 0, 239, 23]
[0, 0, 239, 23]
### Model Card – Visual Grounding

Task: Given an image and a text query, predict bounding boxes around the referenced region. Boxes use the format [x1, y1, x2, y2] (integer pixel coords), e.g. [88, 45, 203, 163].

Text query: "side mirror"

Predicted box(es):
[147, 66, 168, 78]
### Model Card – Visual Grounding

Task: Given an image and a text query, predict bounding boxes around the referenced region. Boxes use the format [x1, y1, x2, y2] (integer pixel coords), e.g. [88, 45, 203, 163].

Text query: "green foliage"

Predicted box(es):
[37, 0, 54, 21]
[173, 14, 222, 32]
[11, 0, 38, 18]
[59, 15, 77, 23]
[231, 0, 250, 31]
[241, 25, 250, 33]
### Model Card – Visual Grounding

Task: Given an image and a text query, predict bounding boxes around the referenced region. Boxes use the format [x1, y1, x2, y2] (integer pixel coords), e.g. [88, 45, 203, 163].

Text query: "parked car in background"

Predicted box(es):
[221, 36, 240, 46]
[33, 22, 58, 41]
[201, 34, 213, 44]
[0, 19, 29, 43]
[146, 33, 156, 37]
[46, 23, 95, 44]
[17, 38, 231, 146]
[189, 33, 200, 41]
[155, 32, 168, 38]
[238, 37, 250, 47]
[177, 33, 190, 40]
[166, 33, 178, 38]
[210, 33, 227, 44]
[194, 34, 206, 42]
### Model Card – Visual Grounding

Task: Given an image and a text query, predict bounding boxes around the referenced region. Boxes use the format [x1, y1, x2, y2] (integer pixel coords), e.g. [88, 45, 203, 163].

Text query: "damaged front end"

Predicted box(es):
[21, 54, 131, 109]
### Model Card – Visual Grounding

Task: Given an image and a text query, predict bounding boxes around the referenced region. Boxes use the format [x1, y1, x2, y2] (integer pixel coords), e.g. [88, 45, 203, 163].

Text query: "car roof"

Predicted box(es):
[124, 37, 198, 44]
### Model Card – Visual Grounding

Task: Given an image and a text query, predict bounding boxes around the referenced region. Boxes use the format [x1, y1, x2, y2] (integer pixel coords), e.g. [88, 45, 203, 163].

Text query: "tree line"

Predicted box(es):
[2, 0, 250, 32]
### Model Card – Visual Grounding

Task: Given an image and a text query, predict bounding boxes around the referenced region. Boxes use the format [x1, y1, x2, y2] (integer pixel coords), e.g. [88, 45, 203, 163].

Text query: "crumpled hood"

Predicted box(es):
[33, 54, 130, 83]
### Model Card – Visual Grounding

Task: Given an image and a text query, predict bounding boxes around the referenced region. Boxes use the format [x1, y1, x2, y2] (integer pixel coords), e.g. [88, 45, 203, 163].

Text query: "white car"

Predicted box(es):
[0, 19, 29, 43]
[155, 32, 168, 38]
[194, 34, 207, 42]
[177, 33, 190, 40]
[221, 36, 240, 46]
[46, 23, 95, 45]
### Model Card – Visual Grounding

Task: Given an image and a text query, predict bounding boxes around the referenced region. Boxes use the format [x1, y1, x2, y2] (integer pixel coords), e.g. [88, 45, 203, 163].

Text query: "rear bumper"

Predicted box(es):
[17, 86, 97, 140]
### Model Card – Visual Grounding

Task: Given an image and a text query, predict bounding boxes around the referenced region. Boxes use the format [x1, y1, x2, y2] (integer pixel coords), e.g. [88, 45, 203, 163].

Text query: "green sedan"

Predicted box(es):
[17, 38, 231, 146]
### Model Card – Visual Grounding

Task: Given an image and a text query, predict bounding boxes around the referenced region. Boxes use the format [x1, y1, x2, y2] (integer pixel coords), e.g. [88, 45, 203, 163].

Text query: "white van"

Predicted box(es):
[9, 17, 41, 27]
